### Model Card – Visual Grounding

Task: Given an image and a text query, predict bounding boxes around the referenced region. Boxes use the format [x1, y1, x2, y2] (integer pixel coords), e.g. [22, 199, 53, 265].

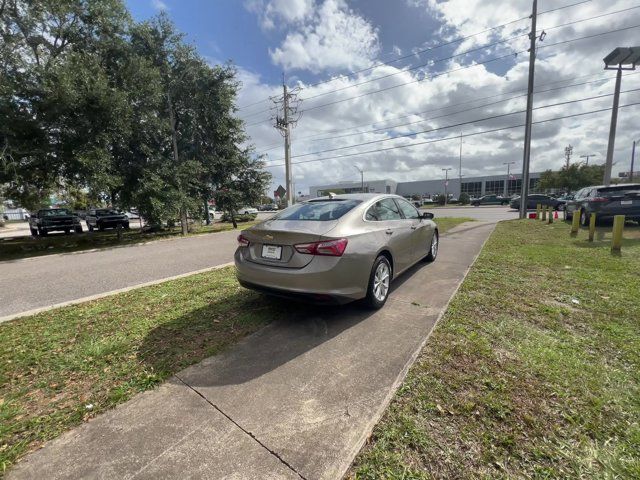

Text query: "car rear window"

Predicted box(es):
[41, 209, 72, 216]
[96, 209, 120, 215]
[275, 200, 361, 221]
[597, 186, 640, 197]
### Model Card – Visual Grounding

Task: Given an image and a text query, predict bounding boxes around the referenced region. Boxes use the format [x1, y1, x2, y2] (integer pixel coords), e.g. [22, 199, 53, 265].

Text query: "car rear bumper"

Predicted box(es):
[590, 207, 640, 220]
[234, 247, 368, 304]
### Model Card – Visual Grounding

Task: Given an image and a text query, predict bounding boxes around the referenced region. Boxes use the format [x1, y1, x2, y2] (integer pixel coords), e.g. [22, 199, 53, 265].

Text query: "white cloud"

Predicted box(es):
[267, 0, 380, 73]
[245, 0, 316, 30]
[238, 0, 640, 194]
[151, 0, 169, 11]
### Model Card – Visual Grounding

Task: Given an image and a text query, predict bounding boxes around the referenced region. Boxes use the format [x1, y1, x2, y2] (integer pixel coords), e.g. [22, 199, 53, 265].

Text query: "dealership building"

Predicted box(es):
[309, 172, 544, 199]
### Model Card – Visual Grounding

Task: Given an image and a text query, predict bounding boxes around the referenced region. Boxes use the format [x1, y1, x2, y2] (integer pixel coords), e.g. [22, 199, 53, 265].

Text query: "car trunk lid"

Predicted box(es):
[242, 219, 338, 268]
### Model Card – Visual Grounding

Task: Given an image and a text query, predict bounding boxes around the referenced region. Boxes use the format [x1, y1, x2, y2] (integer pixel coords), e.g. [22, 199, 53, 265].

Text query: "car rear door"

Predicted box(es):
[366, 198, 414, 273]
[395, 198, 431, 264]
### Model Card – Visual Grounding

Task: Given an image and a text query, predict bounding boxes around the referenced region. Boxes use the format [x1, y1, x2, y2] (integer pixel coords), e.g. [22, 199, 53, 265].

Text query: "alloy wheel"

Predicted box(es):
[373, 262, 390, 302]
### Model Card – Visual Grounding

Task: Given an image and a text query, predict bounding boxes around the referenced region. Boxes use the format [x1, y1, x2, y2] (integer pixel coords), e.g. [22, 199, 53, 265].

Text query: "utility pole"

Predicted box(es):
[519, 0, 539, 219]
[503, 162, 515, 196]
[442, 167, 452, 205]
[564, 144, 573, 169]
[579, 153, 597, 165]
[272, 76, 301, 207]
[604, 67, 622, 186]
[353, 164, 364, 193]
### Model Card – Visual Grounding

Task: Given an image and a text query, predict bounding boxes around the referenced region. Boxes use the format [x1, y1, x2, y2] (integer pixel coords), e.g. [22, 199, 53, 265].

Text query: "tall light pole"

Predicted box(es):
[353, 164, 364, 193]
[579, 153, 597, 166]
[564, 145, 573, 169]
[602, 47, 640, 186]
[503, 162, 515, 197]
[442, 167, 452, 205]
[458, 131, 463, 189]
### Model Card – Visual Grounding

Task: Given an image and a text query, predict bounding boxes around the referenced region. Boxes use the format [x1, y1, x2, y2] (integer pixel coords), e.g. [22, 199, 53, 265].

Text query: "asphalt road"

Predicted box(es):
[1, 207, 511, 320]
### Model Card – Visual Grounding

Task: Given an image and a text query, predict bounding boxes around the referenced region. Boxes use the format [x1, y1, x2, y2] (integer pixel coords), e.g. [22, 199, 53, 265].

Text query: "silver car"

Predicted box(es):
[234, 193, 438, 308]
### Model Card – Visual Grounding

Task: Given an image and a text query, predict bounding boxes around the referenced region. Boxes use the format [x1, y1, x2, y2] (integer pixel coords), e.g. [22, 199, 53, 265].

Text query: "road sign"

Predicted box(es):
[275, 185, 286, 199]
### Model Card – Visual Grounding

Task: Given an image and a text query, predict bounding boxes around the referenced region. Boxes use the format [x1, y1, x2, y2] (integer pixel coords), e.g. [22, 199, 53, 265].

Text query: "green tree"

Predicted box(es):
[538, 164, 605, 193]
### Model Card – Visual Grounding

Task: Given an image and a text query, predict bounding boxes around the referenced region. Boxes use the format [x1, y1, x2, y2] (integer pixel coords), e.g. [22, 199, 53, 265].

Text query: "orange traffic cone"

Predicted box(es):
[554, 211, 559, 219]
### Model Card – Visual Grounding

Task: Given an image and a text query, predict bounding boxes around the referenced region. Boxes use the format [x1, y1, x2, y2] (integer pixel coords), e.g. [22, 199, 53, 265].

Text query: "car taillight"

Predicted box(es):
[237, 234, 250, 247]
[294, 238, 348, 256]
[591, 197, 608, 202]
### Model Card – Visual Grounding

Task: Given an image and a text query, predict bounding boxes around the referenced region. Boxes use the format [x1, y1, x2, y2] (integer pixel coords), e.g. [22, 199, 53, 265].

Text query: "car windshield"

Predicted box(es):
[96, 209, 120, 215]
[274, 199, 361, 221]
[597, 186, 640, 196]
[41, 209, 72, 216]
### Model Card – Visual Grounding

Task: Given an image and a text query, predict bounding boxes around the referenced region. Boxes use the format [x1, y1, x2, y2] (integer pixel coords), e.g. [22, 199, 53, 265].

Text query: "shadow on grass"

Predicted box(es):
[139, 232, 450, 388]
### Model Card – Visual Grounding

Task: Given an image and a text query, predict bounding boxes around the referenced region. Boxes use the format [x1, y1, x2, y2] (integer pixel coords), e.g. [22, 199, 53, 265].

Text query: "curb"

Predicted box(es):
[0, 262, 234, 325]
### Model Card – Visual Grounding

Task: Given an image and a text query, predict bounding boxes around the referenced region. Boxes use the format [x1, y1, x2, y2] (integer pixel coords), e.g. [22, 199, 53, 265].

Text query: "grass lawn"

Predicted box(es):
[0, 221, 257, 261]
[350, 220, 640, 479]
[0, 217, 473, 475]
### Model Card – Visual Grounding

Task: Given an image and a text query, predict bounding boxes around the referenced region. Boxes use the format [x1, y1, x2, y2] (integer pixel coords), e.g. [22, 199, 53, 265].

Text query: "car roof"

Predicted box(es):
[582, 184, 640, 189]
[308, 193, 400, 202]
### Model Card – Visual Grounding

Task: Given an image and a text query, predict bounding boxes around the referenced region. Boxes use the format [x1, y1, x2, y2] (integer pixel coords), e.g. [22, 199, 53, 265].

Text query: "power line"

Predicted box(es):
[263, 101, 640, 168]
[300, 4, 638, 103]
[265, 89, 640, 164]
[248, 23, 640, 127]
[237, 0, 593, 111]
[252, 71, 640, 152]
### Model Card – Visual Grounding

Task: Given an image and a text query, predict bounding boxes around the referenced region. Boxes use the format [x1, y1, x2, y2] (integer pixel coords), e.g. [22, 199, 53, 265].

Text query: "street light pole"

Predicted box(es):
[353, 165, 364, 193]
[503, 162, 515, 197]
[442, 167, 452, 206]
[631, 140, 638, 182]
[602, 47, 640, 185]
[579, 153, 597, 166]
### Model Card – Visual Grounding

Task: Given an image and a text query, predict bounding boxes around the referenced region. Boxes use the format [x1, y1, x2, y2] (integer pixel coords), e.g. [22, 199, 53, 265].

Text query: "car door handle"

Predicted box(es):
[385, 229, 393, 235]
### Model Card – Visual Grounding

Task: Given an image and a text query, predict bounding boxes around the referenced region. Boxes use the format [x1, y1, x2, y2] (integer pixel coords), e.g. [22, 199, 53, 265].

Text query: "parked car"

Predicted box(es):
[125, 210, 140, 220]
[239, 206, 259, 215]
[29, 208, 83, 236]
[85, 208, 129, 231]
[235, 193, 438, 309]
[208, 209, 223, 220]
[471, 194, 509, 206]
[509, 194, 564, 211]
[565, 184, 640, 225]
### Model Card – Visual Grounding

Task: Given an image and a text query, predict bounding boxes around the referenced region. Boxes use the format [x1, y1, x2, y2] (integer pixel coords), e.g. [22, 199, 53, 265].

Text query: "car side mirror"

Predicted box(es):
[422, 212, 434, 220]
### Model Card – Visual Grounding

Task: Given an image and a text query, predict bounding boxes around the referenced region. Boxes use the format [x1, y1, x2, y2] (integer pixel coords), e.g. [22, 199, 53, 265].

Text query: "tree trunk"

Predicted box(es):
[230, 210, 237, 229]
[204, 197, 210, 225]
[180, 207, 188, 235]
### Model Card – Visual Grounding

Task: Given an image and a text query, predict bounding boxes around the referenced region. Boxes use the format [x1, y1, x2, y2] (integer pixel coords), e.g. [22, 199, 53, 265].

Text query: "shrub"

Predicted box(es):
[458, 192, 470, 205]
[221, 212, 257, 223]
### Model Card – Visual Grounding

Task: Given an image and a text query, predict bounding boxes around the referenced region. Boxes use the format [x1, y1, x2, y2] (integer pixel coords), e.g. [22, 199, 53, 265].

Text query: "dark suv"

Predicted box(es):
[85, 208, 129, 231]
[509, 194, 564, 211]
[565, 184, 640, 225]
[29, 209, 83, 236]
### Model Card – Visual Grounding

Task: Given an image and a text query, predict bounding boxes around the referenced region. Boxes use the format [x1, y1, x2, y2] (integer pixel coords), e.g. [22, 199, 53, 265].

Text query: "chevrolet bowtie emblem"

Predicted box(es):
[264, 234, 274, 240]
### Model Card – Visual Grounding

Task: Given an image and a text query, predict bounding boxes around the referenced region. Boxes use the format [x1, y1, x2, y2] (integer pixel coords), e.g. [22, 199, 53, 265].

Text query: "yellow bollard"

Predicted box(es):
[611, 215, 625, 252]
[588, 213, 596, 242]
[570, 210, 580, 235]
[548, 208, 554, 224]
[541, 205, 547, 221]
[536, 203, 541, 219]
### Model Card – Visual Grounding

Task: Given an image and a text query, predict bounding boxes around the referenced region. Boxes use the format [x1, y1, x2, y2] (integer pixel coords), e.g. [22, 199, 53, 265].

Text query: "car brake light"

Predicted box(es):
[237, 234, 250, 247]
[294, 238, 348, 256]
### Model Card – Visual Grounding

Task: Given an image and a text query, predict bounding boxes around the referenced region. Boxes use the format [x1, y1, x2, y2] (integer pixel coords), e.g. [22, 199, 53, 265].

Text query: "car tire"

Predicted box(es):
[64, 229, 70, 235]
[38, 228, 47, 236]
[425, 229, 439, 262]
[580, 209, 589, 227]
[365, 255, 392, 309]
[75, 225, 83, 234]
[98, 223, 104, 232]
[30, 227, 38, 236]
[88, 224, 94, 232]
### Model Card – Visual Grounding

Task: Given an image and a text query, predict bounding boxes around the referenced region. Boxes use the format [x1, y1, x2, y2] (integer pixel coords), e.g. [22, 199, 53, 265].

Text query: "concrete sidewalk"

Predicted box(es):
[8, 221, 496, 480]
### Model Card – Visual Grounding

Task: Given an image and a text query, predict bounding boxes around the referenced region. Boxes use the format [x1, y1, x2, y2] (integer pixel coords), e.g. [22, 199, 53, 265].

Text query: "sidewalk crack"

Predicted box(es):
[175, 375, 308, 480]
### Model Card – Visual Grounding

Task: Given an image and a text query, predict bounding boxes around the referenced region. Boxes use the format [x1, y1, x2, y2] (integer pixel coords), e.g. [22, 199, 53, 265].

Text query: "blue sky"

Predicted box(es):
[125, 0, 640, 195]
